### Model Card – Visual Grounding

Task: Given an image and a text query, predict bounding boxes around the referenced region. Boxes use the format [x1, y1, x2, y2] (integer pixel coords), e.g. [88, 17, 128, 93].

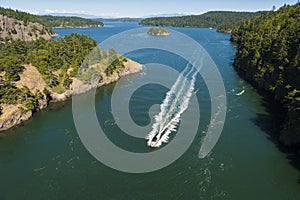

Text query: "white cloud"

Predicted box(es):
[44, 9, 98, 15]
[45, 9, 55, 14]
[94, 12, 120, 17]
[41, 9, 120, 18]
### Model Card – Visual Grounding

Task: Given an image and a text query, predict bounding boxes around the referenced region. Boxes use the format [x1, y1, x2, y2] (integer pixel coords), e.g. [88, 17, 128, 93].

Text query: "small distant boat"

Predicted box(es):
[236, 90, 245, 96]
[209, 27, 213, 30]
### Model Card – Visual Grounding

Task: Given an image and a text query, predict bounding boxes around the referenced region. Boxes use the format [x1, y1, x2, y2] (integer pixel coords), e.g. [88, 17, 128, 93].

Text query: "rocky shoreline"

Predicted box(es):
[0, 59, 142, 131]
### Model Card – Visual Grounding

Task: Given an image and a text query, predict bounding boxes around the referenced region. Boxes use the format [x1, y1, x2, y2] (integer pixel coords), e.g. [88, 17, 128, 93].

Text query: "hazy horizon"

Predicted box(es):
[1, 0, 298, 18]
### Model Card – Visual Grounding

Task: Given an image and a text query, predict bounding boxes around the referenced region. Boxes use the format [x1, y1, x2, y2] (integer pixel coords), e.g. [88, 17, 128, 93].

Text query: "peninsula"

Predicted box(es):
[0, 7, 142, 131]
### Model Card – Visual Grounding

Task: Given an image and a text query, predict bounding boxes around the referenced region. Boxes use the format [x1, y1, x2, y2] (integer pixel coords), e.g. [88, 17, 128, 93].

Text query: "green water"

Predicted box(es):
[0, 23, 299, 200]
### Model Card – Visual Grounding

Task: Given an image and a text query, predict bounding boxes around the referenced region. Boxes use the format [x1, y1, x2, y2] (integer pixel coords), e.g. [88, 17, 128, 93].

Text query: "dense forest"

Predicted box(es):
[0, 33, 125, 113]
[140, 11, 263, 33]
[232, 3, 300, 149]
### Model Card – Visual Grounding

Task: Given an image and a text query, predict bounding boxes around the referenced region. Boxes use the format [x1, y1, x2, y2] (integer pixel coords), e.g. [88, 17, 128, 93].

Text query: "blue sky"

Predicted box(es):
[1, 0, 298, 17]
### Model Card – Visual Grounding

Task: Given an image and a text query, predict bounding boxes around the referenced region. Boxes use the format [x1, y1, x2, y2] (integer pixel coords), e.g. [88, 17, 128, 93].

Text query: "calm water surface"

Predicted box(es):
[0, 22, 299, 200]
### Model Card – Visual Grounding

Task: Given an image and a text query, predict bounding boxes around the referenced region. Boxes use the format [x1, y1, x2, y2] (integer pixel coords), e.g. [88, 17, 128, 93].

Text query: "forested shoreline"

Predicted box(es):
[232, 3, 300, 151]
[140, 11, 263, 33]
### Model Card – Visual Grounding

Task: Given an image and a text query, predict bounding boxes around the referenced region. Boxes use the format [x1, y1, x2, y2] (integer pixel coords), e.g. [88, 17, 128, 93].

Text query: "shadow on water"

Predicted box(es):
[250, 91, 300, 184]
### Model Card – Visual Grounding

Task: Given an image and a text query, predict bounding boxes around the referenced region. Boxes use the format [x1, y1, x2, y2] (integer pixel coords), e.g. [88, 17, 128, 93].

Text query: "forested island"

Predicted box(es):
[39, 15, 103, 28]
[147, 27, 170, 36]
[232, 3, 300, 151]
[140, 11, 263, 33]
[0, 7, 141, 130]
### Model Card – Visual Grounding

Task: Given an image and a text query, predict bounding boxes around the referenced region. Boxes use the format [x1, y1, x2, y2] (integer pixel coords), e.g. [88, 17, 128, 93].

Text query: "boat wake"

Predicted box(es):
[145, 62, 198, 148]
[236, 90, 245, 96]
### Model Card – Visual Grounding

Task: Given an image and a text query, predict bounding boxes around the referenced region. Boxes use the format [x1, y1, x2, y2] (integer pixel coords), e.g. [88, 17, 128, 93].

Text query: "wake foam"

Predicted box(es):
[146, 62, 198, 148]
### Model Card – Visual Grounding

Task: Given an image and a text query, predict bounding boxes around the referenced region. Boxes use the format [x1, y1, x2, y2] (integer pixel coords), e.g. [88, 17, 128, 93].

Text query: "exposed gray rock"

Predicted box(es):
[37, 98, 48, 110]
[0, 110, 32, 131]
[0, 15, 52, 42]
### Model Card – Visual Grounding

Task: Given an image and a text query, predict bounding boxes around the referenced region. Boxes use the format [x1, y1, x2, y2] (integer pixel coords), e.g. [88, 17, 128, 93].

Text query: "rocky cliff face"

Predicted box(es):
[0, 15, 53, 42]
[0, 110, 32, 131]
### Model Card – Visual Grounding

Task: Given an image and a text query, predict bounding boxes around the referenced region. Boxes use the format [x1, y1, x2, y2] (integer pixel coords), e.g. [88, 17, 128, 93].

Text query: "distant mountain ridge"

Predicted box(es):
[95, 18, 142, 23]
[41, 12, 100, 19]
[41, 12, 188, 19]
[142, 13, 188, 18]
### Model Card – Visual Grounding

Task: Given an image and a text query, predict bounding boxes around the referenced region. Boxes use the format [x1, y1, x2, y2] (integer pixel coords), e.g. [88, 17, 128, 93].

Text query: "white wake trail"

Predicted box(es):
[146, 60, 199, 147]
[151, 70, 198, 147]
[158, 66, 194, 131]
[145, 63, 193, 142]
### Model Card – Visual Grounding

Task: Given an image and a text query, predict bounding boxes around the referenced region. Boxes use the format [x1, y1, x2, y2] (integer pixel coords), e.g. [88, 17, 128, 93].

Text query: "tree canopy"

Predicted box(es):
[232, 3, 300, 146]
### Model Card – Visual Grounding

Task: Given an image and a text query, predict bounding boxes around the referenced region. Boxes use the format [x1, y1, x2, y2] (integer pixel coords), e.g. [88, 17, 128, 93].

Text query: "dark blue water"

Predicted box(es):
[0, 22, 299, 200]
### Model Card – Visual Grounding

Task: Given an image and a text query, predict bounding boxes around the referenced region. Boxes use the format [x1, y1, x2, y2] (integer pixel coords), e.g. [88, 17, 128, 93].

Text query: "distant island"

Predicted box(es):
[140, 11, 263, 33]
[38, 15, 103, 28]
[147, 27, 170, 36]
